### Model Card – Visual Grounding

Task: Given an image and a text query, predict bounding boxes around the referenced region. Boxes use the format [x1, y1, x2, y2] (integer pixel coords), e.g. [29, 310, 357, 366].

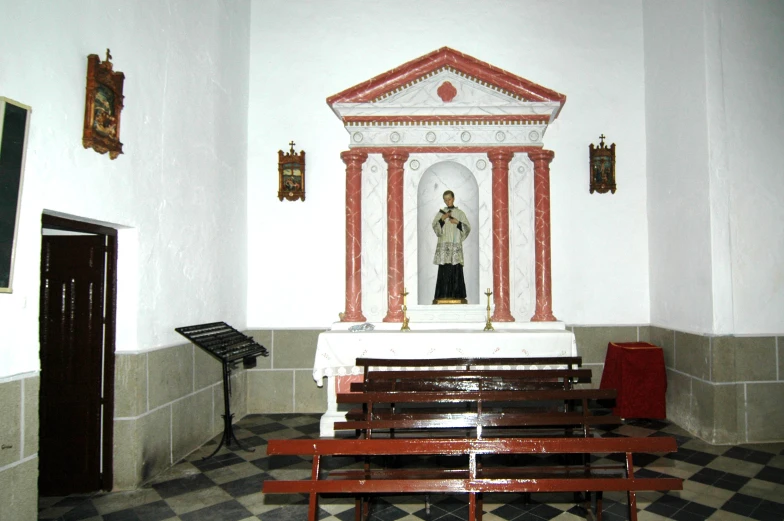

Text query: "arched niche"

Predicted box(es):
[416, 161, 479, 305]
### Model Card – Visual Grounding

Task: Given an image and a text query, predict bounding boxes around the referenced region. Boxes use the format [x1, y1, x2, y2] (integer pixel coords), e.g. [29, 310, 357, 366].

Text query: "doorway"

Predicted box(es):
[38, 214, 117, 495]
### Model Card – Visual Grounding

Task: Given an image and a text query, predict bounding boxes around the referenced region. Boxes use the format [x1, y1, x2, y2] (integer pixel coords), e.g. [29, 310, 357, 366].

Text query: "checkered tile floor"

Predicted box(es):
[39, 414, 784, 520]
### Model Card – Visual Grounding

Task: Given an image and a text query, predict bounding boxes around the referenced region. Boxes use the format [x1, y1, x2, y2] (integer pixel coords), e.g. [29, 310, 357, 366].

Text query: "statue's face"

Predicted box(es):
[443, 194, 454, 206]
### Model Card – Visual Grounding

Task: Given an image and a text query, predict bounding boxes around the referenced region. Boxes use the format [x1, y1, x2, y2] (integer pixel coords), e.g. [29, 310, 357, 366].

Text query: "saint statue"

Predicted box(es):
[432, 190, 471, 304]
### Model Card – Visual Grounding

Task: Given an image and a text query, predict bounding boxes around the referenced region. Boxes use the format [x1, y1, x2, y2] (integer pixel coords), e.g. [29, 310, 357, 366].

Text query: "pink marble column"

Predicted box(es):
[488, 149, 515, 322]
[340, 150, 368, 322]
[528, 149, 557, 322]
[382, 151, 409, 322]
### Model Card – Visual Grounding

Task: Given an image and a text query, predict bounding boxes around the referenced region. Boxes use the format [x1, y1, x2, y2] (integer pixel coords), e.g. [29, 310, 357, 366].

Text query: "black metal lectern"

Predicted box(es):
[175, 322, 269, 459]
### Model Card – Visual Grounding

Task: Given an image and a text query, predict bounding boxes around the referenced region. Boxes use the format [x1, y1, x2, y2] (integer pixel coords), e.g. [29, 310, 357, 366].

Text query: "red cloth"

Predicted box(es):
[599, 342, 666, 419]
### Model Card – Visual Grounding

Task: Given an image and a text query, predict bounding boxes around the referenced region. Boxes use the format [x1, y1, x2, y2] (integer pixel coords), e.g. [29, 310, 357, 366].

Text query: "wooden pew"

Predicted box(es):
[263, 436, 683, 521]
[337, 386, 622, 439]
[339, 360, 622, 516]
[350, 368, 593, 392]
[344, 356, 615, 439]
[349, 356, 591, 419]
[263, 356, 679, 519]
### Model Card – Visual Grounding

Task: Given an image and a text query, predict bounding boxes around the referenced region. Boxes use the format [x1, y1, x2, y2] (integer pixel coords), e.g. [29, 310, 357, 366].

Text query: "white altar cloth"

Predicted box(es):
[313, 326, 578, 436]
[313, 328, 577, 384]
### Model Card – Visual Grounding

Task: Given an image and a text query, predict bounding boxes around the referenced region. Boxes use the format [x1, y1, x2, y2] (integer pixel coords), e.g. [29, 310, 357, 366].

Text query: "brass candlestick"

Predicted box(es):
[401, 288, 411, 331]
[484, 288, 494, 331]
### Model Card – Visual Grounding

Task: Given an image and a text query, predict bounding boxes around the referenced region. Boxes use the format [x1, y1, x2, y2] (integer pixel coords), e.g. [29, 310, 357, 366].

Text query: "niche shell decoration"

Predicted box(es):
[278, 141, 306, 202]
[82, 49, 125, 159]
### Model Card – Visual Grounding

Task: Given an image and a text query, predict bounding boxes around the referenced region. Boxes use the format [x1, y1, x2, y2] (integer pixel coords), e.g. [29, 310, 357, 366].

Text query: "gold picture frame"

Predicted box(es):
[278, 141, 305, 201]
[589, 134, 616, 194]
[83, 49, 125, 159]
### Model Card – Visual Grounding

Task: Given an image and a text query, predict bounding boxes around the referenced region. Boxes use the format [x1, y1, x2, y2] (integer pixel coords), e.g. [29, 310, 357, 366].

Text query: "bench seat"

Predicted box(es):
[350, 368, 594, 392]
[338, 387, 622, 438]
[263, 436, 683, 521]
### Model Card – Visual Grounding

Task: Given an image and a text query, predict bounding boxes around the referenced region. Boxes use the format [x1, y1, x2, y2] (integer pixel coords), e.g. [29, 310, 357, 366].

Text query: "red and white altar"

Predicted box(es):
[315, 48, 573, 436]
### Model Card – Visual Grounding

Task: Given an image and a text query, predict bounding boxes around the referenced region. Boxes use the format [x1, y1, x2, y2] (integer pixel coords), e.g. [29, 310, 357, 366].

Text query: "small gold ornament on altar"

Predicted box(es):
[278, 141, 305, 201]
[589, 134, 616, 194]
[483, 288, 494, 331]
[401, 288, 411, 331]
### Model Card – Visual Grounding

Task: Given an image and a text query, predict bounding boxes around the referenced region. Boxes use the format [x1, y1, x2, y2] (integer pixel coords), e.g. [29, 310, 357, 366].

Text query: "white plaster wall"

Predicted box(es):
[644, 1, 715, 334]
[0, 0, 250, 378]
[720, 1, 784, 335]
[247, 0, 651, 327]
[644, 0, 784, 335]
[360, 155, 388, 322]
[509, 155, 536, 320]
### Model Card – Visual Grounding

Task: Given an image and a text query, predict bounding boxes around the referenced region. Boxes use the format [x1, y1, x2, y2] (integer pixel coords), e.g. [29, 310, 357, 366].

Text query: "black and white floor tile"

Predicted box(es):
[39, 414, 784, 520]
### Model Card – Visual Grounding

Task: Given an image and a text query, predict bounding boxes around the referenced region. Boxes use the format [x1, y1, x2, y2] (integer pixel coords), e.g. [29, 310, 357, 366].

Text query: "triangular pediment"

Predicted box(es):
[328, 47, 566, 148]
[376, 68, 523, 109]
[328, 47, 566, 119]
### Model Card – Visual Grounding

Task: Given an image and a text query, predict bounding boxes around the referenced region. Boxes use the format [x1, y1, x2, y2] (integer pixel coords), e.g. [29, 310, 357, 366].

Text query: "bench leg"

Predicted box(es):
[627, 490, 638, 521]
[309, 493, 318, 521]
[596, 491, 603, 521]
[582, 491, 592, 516]
[354, 495, 370, 521]
[625, 452, 638, 521]
[355, 453, 372, 521]
[468, 492, 477, 521]
[309, 455, 321, 521]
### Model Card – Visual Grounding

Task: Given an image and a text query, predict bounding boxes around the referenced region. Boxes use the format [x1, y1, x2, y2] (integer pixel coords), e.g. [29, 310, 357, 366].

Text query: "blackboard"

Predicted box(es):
[0, 97, 31, 293]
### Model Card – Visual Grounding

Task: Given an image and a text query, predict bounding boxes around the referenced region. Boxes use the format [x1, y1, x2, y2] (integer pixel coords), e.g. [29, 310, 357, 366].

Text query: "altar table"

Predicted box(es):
[313, 326, 578, 436]
[599, 342, 666, 419]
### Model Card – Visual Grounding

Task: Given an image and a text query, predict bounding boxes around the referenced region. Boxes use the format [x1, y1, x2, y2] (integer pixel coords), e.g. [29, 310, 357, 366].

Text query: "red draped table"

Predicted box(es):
[599, 342, 666, 419]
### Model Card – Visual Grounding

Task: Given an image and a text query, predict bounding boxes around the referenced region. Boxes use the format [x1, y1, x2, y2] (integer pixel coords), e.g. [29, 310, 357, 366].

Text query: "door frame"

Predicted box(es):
[40, 213, 117, 491]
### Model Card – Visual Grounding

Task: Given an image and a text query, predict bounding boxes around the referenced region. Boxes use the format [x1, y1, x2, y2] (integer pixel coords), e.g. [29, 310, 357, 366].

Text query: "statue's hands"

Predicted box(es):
[441, 212, 451, 221]
[449, 218, 459, 224]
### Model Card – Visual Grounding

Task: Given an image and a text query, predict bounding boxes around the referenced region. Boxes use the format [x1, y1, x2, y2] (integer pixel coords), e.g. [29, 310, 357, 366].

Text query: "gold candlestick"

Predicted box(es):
[484, 288, 494, 331]
[401, 288, 411, 331]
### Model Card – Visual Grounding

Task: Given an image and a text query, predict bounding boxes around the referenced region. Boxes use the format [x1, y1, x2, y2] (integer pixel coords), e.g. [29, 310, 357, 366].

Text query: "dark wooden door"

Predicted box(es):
[39, 234, 107, 495]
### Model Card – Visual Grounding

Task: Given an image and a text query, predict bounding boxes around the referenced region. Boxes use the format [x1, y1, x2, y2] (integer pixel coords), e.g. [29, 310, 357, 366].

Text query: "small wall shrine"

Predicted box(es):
[327, 47, 566, 324]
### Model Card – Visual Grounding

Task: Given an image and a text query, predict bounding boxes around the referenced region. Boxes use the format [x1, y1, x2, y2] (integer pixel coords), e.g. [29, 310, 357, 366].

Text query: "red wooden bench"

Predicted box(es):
[344, 356, 610, 436]
[263, 436, 682, 521]
[339, 360, 624, 516]
[350, 368, 593, 392]
[346, 356, 597, 436]
[337, 387, 621, 439]
[263, 356, 681, 520]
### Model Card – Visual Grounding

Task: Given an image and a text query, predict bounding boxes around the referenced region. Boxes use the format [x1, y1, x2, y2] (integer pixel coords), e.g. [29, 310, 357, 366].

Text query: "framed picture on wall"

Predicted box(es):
[0, 97, 32, 293]
[278, 141, 306, 201]
[82, 49, 125, 159]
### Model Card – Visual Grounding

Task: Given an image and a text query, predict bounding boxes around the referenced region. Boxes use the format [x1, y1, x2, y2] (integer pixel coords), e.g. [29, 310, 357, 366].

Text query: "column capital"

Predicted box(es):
[487, 149, 515, 164]
[340, 149, 368, 166]
[527, 148, 555, 164]
[381, 150, 410, 164]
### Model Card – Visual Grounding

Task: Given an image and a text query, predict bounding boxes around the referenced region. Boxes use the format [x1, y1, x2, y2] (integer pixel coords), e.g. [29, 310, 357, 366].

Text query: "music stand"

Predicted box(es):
[175, 322, 269, 459]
